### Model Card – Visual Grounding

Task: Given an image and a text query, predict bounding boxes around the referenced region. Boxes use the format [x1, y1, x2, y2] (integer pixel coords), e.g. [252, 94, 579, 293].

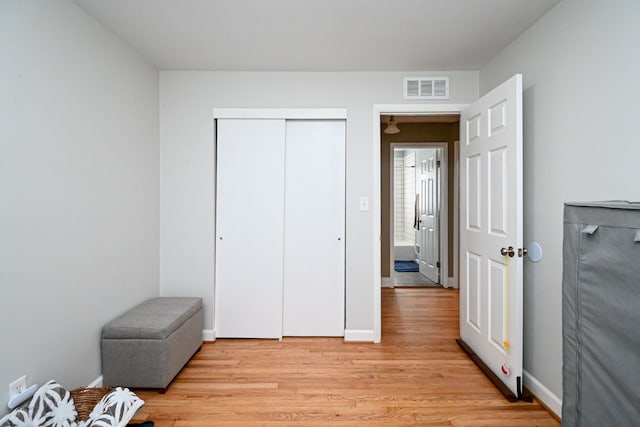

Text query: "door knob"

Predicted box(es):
[500, 246, 515, 257]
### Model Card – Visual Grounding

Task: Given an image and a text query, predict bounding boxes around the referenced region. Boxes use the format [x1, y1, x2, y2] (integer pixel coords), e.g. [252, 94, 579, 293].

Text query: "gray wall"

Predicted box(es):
[0, 0, 159, 415]
[159, 71, 478, 335]
[480, 0, 640, 408]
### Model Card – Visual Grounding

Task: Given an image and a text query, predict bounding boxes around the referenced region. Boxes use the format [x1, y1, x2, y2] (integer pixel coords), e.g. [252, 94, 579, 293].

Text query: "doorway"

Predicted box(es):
[391, 146, 444, 287]
[373, 105, 466, 342]
[373, 76, 525, 401]
[379, 114, 459, 290]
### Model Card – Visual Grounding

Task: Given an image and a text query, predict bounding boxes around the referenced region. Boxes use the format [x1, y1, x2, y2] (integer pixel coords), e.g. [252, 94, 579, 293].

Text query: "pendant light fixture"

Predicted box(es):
[384, 115, 400, 134]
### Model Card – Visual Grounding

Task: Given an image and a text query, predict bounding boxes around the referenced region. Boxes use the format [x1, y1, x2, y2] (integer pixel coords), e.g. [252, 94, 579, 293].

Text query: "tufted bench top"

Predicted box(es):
[102, 297, 203, 340]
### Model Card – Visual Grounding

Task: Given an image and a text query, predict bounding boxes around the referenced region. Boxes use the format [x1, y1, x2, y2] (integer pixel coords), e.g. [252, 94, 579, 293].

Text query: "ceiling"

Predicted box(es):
[74, 0, 561, 71]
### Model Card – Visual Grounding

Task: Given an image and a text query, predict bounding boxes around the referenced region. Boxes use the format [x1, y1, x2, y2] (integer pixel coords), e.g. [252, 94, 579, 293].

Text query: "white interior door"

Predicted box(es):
[416, 149, 440, 283]
[459, 74, 523, 397]
[283, 120, 345, 336]
[215, 119, 285, 339]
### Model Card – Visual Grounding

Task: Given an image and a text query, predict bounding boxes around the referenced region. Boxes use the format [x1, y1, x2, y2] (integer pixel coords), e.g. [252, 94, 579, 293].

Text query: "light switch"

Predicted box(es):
[359, 196, 369, 212]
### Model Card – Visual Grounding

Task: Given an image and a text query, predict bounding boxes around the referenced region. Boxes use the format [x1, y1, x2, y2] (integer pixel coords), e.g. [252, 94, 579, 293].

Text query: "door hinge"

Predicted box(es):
[436, 160, 441, 167]
[436, 261, 441, 268]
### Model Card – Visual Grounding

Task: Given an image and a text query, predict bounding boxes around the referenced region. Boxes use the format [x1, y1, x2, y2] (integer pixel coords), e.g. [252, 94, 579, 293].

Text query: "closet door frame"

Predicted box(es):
[214, 109, 347, 121]
[213, 108, 347, 339]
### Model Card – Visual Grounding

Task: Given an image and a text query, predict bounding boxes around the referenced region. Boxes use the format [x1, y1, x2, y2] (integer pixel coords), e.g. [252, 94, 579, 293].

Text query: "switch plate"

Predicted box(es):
[359, 196, 369, 212]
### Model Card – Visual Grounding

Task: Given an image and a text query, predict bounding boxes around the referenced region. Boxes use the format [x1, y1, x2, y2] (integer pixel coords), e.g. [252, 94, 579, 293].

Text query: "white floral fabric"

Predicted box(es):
[78, 388, 144, 427]
[0, 381, 77, 427]
[0, 383, 143, 427]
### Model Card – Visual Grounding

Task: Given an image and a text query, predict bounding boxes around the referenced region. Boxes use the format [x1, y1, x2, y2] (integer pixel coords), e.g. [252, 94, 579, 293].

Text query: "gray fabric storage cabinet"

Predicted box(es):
[563, 201, 640, 426]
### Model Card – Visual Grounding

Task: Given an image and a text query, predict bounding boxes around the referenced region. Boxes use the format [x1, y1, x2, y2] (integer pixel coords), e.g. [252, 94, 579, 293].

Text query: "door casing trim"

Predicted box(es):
[373, 104, 468, 343]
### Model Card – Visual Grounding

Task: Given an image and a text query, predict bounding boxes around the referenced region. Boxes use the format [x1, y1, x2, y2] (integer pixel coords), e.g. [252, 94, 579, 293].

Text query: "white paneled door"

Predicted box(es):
[283, 120, 345, 336]
[459, 74, 524, 397]
[416, 149, 440, 283]
[215, 119, 286, 339]
[215, 114, 345, 339]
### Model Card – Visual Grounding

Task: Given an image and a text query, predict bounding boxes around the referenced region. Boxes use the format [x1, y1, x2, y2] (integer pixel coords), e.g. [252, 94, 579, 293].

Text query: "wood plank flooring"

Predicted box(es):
[130, 288, 559, 426]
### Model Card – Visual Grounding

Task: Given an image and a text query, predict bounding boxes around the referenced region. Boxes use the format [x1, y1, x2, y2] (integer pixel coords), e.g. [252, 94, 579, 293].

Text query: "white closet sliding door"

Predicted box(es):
[215, 119, 285, 339]
[215, 111, 345, 339]
[283, 120, 345, 336]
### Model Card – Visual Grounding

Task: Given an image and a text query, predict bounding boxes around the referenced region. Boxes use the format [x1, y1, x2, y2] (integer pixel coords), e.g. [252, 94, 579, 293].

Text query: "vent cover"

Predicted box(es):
[403, 77, 449, 100]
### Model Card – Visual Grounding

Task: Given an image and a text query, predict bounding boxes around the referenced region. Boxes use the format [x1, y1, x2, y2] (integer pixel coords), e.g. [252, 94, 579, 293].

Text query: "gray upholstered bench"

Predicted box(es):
[101, 297, 203, 392]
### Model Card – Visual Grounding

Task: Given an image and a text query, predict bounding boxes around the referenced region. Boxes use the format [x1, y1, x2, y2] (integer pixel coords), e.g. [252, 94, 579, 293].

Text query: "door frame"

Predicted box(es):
[373, 104, 468, 342]
[389, 143, 448, 287]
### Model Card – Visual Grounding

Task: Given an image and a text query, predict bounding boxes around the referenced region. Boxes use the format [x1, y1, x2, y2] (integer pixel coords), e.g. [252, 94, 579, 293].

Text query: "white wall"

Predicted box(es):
[480, 0, 640, 413]
[402, 150, 417, 244]
[393, 149, 417, 246]
[393, 151, 405, 244]
[0, 0, 159, 414]
[159, 71, 478, 335]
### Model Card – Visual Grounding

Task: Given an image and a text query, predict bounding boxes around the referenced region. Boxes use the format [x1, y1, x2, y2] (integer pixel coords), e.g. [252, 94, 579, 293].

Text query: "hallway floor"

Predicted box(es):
[393, 270, 441, 286]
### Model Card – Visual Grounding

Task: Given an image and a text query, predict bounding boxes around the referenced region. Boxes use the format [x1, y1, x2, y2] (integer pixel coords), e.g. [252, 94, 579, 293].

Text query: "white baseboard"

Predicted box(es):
[88, 375, 103, 388]
[203, 329, 216, 342]
[446, 276, 458, 289]
[344, 329, 375, 342]
[381, 277, 394, 288]
[440, 276, 458, 289]
[523, 370, 562, 418]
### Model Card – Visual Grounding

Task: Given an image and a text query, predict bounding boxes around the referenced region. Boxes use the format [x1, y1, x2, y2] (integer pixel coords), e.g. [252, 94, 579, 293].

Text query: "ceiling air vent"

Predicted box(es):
[404, 77, 449, 100]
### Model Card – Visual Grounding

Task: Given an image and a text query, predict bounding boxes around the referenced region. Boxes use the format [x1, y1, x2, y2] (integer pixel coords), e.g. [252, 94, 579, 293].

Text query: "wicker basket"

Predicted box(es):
[70, 387, 113, 421]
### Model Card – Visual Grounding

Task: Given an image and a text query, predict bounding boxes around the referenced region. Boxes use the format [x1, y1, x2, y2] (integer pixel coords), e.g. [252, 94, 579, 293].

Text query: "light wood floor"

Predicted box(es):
[131, 288, 559, 426]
